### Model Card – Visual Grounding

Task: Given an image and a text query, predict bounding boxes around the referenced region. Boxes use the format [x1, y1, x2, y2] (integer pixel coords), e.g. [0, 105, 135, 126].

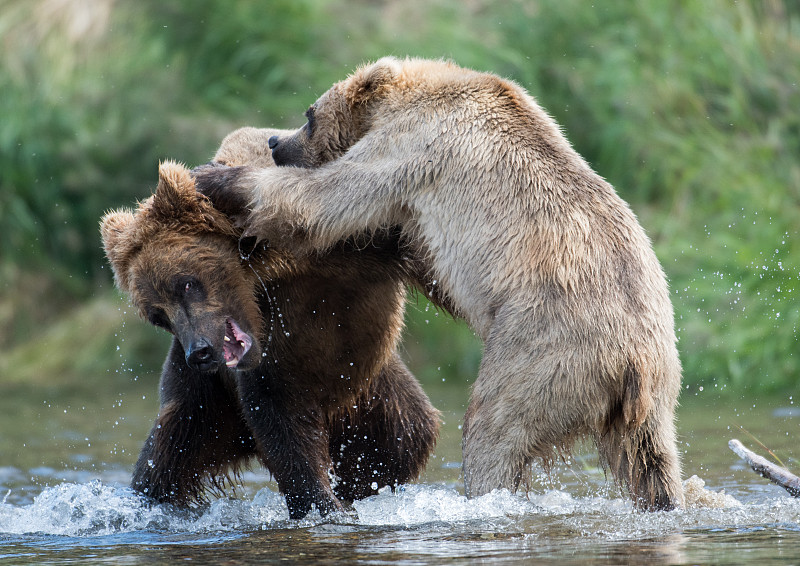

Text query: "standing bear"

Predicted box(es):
[195, 57, 685, 510]
[101, 129, 440, 519]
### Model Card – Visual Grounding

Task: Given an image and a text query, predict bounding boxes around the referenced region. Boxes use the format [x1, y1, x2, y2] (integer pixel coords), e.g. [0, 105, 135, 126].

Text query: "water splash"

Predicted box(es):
[246, 261, 278, 351]
[1, 478, 799, 541]
[0, 481, 290, 536]
[683, 474, 740, 509]
[0, 481, 168, 536]
[354, 484, 538, 526]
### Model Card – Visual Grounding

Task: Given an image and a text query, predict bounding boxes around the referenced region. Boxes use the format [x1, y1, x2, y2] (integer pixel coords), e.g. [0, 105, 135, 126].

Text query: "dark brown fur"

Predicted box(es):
[101, 159, 439, 519]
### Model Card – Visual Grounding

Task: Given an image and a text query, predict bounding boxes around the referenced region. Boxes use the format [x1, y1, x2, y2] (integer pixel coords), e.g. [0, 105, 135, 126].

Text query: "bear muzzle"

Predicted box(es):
[182, 318, 253, 372]
[185, 337, 217, 372]
[222, 317, 253, 369]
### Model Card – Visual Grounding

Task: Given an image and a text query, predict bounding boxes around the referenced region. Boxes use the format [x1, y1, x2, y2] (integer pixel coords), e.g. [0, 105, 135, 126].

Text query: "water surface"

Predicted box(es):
[1, 378, 799, 565]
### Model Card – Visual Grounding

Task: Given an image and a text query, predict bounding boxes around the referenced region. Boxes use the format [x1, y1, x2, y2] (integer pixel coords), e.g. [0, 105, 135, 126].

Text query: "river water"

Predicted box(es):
[1, 376, 799, 565]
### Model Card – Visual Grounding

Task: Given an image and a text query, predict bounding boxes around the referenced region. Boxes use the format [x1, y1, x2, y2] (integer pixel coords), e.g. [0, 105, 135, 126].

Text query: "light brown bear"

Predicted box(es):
[195, 57, 684, 510]
[101, 129, 440, 519]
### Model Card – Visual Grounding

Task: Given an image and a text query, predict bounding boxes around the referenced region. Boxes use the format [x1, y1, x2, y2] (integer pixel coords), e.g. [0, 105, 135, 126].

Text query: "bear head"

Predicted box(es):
[267, 57, 478, 169]
[100, 161, 263, 372]
[212, 126, 295, 168]
[269, 57, 405, 167]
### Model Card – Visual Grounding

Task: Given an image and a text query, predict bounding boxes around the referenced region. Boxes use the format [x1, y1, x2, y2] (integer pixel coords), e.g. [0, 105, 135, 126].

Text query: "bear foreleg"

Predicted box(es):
[328, 354, 440, 502]
[194, 153, 406, 256]
[132, 339, 256, 505]
[235, 371, 343, 519]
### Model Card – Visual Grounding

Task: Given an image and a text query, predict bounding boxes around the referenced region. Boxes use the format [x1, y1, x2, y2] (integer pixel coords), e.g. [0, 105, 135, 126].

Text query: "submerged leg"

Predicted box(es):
[596, 394, 684, 510]
[462, 350, 573, 497]
[462, 320, 599, 498]
[463, 325, 684, 510]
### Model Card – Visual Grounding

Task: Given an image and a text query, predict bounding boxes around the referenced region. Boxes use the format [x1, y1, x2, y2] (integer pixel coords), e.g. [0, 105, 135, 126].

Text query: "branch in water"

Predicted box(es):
[729, 438, 800, 497]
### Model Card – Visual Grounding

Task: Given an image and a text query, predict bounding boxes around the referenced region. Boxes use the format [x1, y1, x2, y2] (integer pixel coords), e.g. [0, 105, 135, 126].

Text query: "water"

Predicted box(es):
[1, 379, 800, 564]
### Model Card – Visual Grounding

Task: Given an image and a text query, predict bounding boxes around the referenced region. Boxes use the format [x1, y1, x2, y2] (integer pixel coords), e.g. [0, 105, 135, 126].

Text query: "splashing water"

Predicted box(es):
[0, 481, 291, 537]
[0, 481, 168, 536]
[3, 388, 800, 563]
[2, 474, 800, 565]
[0, 474, 786, 540]
[355, 484, 537, 526]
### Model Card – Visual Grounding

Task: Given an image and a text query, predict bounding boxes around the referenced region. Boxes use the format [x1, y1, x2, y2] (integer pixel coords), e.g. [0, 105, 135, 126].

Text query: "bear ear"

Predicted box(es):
[100, 209, 136, 291]
[100, 209, 135, 259]
[154, 159, 237, 236]
[152, 159, 197, 216]
[345, 57, 400, 106]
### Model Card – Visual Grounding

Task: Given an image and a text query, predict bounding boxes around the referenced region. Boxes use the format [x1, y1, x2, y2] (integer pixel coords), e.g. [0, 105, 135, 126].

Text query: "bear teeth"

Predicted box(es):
[223, 317, 253, 370]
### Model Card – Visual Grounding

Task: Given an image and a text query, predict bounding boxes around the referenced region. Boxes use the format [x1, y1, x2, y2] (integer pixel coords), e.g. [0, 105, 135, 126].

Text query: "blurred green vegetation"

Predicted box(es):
[1, 0, 798, 394]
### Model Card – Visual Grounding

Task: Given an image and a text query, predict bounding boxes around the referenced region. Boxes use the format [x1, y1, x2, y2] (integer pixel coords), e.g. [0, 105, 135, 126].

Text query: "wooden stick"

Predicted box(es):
[729, 438, 800, 497]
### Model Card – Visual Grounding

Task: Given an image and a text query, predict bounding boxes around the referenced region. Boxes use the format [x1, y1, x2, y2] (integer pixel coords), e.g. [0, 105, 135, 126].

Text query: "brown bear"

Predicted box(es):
[100, 137, 440, 519]
[194, 57, 685, 510]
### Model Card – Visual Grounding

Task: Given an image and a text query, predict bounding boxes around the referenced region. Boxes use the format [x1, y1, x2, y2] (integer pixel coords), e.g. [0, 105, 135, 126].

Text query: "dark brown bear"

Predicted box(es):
[100, 151, 439, 519]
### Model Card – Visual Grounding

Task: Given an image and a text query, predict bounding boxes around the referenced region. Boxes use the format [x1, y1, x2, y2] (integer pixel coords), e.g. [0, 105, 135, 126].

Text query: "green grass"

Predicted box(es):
[0, 293, 169, 388]
[1, 0, 799, 393]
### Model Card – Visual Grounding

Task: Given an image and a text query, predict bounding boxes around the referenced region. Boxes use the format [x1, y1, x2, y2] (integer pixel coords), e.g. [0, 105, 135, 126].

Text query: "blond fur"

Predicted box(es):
[203, 57, 684, 509]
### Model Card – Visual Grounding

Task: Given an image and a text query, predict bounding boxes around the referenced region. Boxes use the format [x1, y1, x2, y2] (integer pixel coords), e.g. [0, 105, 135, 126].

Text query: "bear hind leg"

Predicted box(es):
[462, 341, 589, 498]
[596, 398, 684, 511]
[462, 393, 560, 498]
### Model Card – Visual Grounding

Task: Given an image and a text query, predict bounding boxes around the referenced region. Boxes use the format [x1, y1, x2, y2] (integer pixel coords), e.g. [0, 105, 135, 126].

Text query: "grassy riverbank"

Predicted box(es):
[1, 0, 798, 393]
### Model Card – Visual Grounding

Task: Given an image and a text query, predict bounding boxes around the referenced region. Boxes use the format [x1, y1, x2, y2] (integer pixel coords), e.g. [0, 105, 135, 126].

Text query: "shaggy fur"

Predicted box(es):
[195, 57, 685, 510]
[101, 133, 439, 519]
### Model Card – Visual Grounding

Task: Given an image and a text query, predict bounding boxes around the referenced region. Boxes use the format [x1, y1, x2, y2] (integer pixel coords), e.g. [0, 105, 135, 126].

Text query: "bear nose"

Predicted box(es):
[268, 135, 279, 150]
[186, 338, 216, 371]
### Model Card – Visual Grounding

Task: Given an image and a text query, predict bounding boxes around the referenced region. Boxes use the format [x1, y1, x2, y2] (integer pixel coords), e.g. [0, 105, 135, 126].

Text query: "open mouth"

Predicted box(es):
[223, 318, 253, 368]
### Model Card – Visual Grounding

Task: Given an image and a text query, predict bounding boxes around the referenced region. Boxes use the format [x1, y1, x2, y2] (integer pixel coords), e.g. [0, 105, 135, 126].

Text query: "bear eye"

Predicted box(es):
[176, 276, 204, 300]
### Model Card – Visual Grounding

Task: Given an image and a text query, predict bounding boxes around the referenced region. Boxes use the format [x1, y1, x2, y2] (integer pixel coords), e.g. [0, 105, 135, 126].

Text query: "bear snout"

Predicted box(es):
[185, 337, 217, 372]
[268, 132, 311, 167]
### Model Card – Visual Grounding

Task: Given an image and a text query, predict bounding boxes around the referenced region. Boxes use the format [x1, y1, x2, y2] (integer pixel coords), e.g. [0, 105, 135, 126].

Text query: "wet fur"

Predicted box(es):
[195, 58, 684, 510]
[101, 142, 439, 519]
